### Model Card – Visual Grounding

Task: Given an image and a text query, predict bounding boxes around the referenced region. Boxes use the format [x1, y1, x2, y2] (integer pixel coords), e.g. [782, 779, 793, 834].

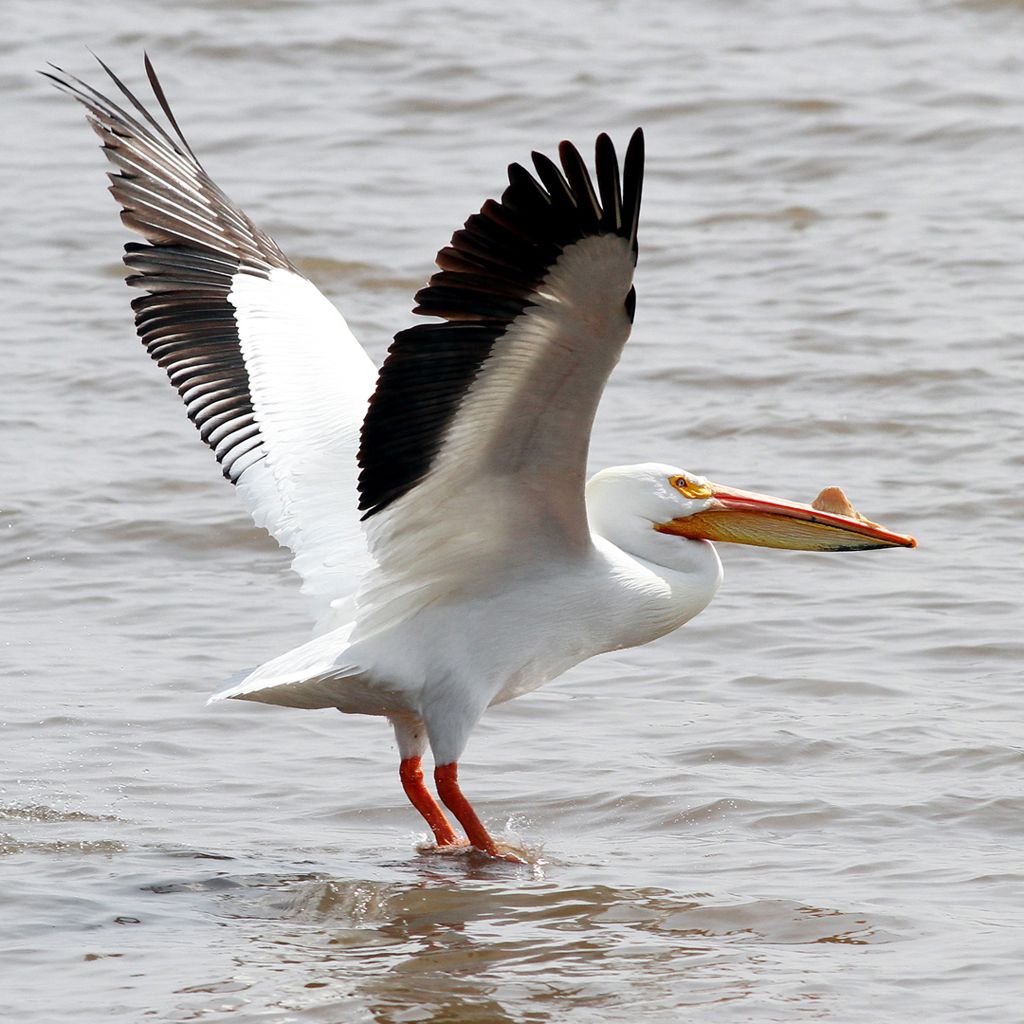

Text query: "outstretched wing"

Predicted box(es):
[46, 58, 378, 631]
[355, 129, 644, 626]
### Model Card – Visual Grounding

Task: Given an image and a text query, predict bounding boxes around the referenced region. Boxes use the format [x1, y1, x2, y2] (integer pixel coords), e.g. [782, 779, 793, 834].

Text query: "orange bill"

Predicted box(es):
[656, 484, 917, 552]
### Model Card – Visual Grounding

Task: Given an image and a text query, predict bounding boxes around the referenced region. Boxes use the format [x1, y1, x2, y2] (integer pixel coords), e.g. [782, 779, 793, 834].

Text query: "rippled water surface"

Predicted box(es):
[3, 1, 1023, 1021]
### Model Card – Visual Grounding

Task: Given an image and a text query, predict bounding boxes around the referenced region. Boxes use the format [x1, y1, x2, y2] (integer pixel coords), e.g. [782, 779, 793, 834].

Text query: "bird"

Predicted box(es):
[48, 57, 915, 861]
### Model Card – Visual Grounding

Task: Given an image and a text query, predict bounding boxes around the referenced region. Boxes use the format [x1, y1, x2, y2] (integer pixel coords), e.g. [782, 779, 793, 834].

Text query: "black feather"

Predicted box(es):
[358, 129, 646, 518]
[47, 58, 290, 482]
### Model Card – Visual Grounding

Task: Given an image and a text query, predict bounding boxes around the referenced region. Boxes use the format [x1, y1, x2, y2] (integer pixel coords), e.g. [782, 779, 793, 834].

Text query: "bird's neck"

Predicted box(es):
[589, 529, 724, 648]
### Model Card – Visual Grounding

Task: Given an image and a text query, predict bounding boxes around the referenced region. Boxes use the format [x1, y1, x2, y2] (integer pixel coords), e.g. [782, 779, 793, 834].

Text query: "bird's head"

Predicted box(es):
[586, 463, 916, 553]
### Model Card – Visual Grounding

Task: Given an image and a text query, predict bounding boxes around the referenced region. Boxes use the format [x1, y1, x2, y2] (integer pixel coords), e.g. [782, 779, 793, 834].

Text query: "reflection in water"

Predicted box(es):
[148, 862, 895, 1022]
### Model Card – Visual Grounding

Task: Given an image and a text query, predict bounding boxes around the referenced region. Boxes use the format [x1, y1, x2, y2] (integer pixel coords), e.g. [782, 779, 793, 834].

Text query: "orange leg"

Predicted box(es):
[434, 762, 502, 858]
[400, 756, 461, 847]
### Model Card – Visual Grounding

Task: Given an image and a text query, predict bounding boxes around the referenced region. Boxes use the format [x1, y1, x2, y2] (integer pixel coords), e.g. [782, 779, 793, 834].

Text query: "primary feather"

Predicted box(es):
[46, 58, 378, 631]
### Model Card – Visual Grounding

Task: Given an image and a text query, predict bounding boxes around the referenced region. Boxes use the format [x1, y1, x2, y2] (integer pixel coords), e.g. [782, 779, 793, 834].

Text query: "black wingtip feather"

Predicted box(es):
[621, 127, 645, 256]
[49, 56, 295, 485]
[143, 52, 202, 167]
[358, 129, 647, 518]
[556, 140, 601, 233]
[89, 50, 188, 162]
[530, 150, 577, 213]
[595, 133, 622, 234]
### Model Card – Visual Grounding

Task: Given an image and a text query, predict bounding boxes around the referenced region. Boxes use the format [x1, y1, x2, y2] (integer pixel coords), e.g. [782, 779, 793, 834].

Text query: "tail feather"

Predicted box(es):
[209, 623, 361, 710]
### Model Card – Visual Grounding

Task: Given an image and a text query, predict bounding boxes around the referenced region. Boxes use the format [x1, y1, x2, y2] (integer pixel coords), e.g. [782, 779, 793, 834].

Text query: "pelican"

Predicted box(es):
[49, 59, 915, 860]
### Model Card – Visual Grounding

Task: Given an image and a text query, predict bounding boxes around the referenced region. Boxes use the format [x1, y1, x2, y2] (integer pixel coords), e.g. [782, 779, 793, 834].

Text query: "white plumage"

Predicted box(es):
[229, 269, 377, 630]
[51, 58, 914, 859]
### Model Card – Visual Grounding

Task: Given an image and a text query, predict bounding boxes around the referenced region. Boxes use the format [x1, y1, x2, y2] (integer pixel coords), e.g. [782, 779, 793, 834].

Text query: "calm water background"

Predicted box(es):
[3, 1, 1022, 1021]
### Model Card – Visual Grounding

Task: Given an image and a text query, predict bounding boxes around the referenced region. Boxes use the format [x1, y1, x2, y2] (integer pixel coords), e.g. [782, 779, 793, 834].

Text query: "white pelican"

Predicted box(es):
[49, 58, 915, 860]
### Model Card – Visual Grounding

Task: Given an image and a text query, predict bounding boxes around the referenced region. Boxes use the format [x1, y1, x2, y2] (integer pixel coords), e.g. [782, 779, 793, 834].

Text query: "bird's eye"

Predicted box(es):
[672, 475, 713, 499]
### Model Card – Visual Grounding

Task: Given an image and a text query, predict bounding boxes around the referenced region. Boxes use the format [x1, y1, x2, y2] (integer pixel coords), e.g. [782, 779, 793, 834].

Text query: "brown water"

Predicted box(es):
[4, 1, 1023, 1021]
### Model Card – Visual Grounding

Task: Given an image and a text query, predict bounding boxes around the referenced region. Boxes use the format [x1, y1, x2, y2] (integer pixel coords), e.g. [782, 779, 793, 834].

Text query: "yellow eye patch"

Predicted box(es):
[671, 475, 714, 499]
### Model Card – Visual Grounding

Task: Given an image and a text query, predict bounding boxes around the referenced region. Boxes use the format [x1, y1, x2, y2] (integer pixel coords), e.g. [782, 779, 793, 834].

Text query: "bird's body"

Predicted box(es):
[50, 58, 914, 859]
[223, 484, 723, 767]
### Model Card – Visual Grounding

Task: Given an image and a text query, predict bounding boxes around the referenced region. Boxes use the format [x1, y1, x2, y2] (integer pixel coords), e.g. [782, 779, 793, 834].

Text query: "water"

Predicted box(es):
[3, 1, 1023, 1020]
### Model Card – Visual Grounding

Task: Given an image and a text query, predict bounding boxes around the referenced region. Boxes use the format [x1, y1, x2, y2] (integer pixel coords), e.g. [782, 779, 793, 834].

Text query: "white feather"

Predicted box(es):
[227, 233, 656, 764]
[356, 234, 636, 637]
[230, 269, 378, 632]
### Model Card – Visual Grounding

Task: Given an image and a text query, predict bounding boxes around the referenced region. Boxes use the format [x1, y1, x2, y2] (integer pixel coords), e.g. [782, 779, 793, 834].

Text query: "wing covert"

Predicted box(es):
[355, 130, 644, 620]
